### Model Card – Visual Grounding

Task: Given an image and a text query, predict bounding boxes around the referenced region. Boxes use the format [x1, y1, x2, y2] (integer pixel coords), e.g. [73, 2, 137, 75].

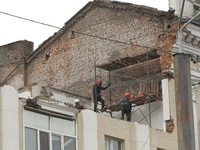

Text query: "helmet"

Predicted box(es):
[97, 79, 102, 84]
[75, 99, 80, 103]
[124, 92, 130, 97]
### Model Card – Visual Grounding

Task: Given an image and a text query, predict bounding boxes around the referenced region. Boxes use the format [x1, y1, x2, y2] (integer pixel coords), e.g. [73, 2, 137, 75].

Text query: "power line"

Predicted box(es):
[0, 11, 61, 29]
[1, 11, 199, 99]
[0, 10, 177, 53]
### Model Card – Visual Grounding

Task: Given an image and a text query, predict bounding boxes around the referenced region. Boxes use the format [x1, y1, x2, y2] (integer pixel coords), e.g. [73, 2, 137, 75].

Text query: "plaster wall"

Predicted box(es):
[162, 78, 170, 123]
[167, 75, 200, 150]
[149, 127, 178, 150]
[193, 99, 199, 150]
[78, 109, 179, 150]
[78, 109, 98, 150]
[19, 85, 92, 109]
[195, 85, 200, 149]
[97, 112, 135, 150]
[18, 99, 24, 150]
[169, 0, 194, 18]
[105, 100, 163, 130]
[162, 78, 172, 133]
[0, 85, 19, 150]
[168, 79, 177, 128]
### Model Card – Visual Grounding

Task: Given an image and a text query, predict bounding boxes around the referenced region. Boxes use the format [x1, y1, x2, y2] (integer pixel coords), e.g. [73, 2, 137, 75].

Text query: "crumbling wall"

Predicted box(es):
[157, 23, 177, 71]
[26, 2, 176, 103]
[0, 40, 33, 89]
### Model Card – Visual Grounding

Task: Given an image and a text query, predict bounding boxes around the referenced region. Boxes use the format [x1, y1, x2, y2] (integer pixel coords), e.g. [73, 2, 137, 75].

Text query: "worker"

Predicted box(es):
[119, 92, 132, 121]
[93, 79, 111, 112]
[74, 99, 84, 112]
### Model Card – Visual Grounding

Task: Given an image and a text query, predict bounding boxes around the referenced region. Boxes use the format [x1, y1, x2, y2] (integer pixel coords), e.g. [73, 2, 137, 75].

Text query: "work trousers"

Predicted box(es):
[93, 95, 105, 112]
[121, 109, 131, 121]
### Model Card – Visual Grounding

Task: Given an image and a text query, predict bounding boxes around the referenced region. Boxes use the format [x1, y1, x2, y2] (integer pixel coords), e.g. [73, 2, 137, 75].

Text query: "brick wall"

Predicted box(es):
[26, 3, 176, 103]
[157, 23, 177, 71]
[0, 40, 33, 89]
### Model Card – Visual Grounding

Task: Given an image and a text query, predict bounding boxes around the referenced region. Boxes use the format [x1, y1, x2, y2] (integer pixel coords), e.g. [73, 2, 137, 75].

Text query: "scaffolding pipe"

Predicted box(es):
[109, 70, 111, 106]
[94, 56, 97, 112]
[146, 49, 151, 127]
[99, 68, 103, 110]
[109, 70, 112, 117]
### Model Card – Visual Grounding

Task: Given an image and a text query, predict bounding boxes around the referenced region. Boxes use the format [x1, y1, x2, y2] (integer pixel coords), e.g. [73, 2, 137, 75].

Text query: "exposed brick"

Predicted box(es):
[25, 6, 175, 104]
[0, 40, 33, 89]
[0, 3, 176, 105]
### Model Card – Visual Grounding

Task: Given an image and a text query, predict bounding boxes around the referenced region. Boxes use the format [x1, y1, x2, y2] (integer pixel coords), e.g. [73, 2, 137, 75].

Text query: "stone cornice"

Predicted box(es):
[182, 29, 200, 48]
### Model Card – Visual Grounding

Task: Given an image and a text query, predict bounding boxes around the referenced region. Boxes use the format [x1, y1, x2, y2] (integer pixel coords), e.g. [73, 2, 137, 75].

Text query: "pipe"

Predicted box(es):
[146, 49, 151, 127]
[178, 0, 185, 53]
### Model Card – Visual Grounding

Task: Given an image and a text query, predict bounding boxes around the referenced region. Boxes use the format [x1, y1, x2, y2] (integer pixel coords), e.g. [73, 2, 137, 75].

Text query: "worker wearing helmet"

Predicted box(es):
[93, 79, 111, 112]
[119, 92, 132, 121]
[74, 99, 84, 112]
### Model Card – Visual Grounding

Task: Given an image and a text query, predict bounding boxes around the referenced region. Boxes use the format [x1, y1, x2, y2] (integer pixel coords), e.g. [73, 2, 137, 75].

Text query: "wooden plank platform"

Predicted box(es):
[130, 96, 157, 105]
[103, 96, 159, 112]
[96, 51, 159, 71]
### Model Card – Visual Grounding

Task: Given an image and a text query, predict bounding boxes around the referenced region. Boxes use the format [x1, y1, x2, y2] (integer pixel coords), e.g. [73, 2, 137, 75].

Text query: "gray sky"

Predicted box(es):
[0, 0, 168, 50]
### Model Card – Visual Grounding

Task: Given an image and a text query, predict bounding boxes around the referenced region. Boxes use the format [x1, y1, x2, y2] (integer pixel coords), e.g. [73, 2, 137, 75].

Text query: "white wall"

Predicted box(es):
[192, 89, 199, 150]
[109, 101, 163, 130]
[81, 110, 98, 150]
[169, 0, 194, 18]
[162, 78, 170, 131]
[0, 86, 19, 150]
[135, 123, 150, 150]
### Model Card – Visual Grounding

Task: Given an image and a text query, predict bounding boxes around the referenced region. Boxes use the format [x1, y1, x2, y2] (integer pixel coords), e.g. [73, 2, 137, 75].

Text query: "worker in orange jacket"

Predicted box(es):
[119, 92, 132, 121]
[93, 79, 111, 112]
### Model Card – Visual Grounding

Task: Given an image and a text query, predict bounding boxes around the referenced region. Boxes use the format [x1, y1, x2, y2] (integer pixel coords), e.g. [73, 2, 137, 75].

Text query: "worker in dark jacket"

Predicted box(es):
[119, 92, 132, 121]
[74, 99, 84, 112]
[93, 79, 111, 112]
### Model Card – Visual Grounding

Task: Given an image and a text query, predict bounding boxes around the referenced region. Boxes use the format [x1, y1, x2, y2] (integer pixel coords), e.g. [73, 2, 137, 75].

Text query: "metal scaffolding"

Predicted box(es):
[94, 49, 161, 126]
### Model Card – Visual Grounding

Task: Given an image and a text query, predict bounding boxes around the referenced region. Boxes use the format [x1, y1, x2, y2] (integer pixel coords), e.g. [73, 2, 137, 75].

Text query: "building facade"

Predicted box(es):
[0, 0, 200, 149]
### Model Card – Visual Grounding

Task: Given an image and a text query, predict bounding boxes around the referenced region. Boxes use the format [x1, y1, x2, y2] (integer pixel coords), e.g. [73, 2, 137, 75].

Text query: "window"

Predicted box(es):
[105, 137, 122, 150]
[24, 110, 76, 150]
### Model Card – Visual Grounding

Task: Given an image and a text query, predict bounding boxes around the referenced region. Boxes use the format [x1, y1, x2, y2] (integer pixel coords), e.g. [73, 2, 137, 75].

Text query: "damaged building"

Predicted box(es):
[0, 0, 200, 150]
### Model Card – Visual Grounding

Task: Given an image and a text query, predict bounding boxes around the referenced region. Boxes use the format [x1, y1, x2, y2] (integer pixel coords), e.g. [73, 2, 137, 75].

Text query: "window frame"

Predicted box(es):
[23, 108, 77, 150]
[105, 136, 123, 150]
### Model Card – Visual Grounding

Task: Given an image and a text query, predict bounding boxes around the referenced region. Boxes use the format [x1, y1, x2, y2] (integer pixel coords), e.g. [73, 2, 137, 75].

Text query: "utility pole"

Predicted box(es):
[173, 0, 200, 149]
[173, 54, 195, 150]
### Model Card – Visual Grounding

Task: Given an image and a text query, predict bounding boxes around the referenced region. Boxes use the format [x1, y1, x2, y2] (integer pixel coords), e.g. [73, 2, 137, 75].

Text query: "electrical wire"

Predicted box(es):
[1, 10, 200, 59]
[0, 11, 61, 29]
[0, 60, 24, 68]
[1, 11, 199, 120]
[0, 10, 178, 54]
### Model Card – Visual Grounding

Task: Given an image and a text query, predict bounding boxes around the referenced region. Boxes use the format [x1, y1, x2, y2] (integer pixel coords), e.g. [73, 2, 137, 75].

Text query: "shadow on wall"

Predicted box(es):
[108, 51, 121, 62]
